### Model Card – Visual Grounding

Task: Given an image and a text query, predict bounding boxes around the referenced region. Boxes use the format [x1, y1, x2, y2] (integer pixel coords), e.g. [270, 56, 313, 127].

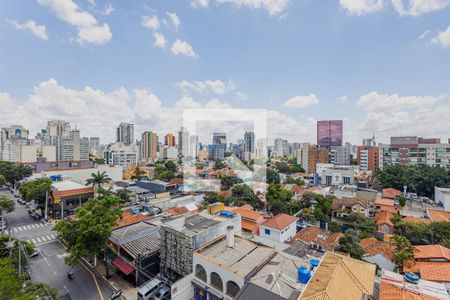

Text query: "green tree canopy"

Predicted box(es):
[285, 176, 305, 185]
[54, 195, 122, 278]
[266, 169, 280, 184]
[131, 166, 147, 180]
[214, 160, 226, 170]
[231, 184, 259, 208]
[403, 221, 450, 247]
[156, 170, 175, 182]
[0, 161, 32, 187]
[115, 189, 131, 205]
[0, 174, 6, 186]
[203, 192, 225, 204]
[338, 233, 364, 259]
[275, 162, 290, 174]
[313, 195, 334, 223]
[390, 235, 413, 268]
[18, 178, 52, 206]
[220, 176, 237, 191]
[266, 184, 293, 214]
[85, 171, 112, 192]
[0, 195, 15, 215]
[377, 165, 450, 198]
[164, 160, 177, 173]
[348, 212, 376, 238]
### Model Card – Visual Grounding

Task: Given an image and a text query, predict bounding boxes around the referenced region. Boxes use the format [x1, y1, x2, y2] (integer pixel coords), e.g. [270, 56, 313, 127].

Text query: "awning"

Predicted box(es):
[111, 257, 135, 276]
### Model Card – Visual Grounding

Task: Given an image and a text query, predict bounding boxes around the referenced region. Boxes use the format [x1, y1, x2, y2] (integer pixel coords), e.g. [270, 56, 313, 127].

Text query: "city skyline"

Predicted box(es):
[1, 1, 450, 144]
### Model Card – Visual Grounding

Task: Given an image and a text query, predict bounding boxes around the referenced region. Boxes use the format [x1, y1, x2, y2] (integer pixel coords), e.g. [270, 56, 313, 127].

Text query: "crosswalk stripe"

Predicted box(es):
[46, 235, 53, 240]
[50, 234, 56, 239]
[26, 225, 32, 230]
[36, 237, 42, 243]
[41, 236, 48, 242]
[31, 238, 37, 244]
[18, 227, 24, 231]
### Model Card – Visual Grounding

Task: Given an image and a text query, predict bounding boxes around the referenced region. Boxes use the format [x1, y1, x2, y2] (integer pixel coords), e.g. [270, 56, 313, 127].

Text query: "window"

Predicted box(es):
[195, 264, 207, 282]
[210, 272, 223, 292]
[226, 281, 240, 297]
[264, 228, 271, 235]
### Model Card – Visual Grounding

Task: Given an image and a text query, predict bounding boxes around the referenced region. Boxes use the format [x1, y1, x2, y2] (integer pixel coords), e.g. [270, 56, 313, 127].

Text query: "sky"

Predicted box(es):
[0, 0, 449, 146]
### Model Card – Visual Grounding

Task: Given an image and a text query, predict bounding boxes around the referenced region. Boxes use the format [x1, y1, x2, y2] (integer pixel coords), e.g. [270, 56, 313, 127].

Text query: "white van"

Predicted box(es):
[137, 278, 164, 300]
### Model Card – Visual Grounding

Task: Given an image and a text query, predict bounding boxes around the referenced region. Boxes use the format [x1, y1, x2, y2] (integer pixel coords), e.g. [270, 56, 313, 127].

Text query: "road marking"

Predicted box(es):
[36, 237, 42, 243]
[57, 253, 69, 259]
[41, 236, 48, 242]
[26, 225, 32, 230]
[57, 241, 105, 300]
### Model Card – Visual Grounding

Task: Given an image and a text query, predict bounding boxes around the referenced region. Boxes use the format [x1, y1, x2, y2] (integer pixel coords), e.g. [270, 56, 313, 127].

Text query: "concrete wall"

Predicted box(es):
[435, 187, 450, 212]
[171, 273, 194, 300]
[192, 215, 241, 250]
[259, 221, 296, 243]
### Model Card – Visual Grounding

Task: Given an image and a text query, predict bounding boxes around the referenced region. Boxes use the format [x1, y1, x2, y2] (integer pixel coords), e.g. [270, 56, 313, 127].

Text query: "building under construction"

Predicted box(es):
[159, 211, 241, 282]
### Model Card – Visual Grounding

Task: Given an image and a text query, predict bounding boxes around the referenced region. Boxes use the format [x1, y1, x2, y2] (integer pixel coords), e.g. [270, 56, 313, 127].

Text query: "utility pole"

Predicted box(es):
[61, 199, 64, 220]
[45, 191, 48, 221]
[18, 242, 21, 276]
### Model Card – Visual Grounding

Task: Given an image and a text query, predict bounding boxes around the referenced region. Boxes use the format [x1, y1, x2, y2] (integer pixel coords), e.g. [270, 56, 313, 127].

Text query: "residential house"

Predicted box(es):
[427, 209, 450, 222]
[331, 196, 371, 219]
[224, 205, 270, 235]
[402, 215, 431, 224]
[379, 270, 449, 300]
[403, 245, 450, 289]
[373, 198, 398, 214]
[291, 226, 343, 252]
[299, 252, 376, 300]
[360, 237, 396, 271]
[258, 213, 298, 243]
[382, 188, 402, 199]
[375, 211, 395, 234]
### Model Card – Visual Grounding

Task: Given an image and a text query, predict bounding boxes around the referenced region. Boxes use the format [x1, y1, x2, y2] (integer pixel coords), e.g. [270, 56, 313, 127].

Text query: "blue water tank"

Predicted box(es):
[219, 211, 234, 218]
[404, 272, 419, 284]
[310, 259, 320, 268]
[298, 265, 311, 284]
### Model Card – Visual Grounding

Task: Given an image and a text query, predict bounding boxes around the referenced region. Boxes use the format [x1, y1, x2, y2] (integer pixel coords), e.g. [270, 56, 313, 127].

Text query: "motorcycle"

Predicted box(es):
[67, 270, 74, 280]
[110, 289, 123, 300]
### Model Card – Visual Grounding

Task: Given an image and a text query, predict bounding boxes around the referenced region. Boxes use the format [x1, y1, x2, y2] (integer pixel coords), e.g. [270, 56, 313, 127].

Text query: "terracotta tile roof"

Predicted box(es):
[114, 211, 151, 229]
[53, 187, 94, 197]
[260, 213, 297, 231]
[301, 252, 376, 300]
[382, 188, 402, 199]
[239, 204, 254, 211]
[413, 245, 450, 261]
[241, 219, 257, 232]
[169, 178, 184, 185]
[360, 238, 395, 261]
[313, 232, 343, 250]
[165, 206, 189, 216]
[427, 209, 450, 222]
[402, 216, 431, 224]
[332, 197, 371, 212]
[379, 280, 438, 300]
[292, 226, 322, 243]
[234, 208, 265, 221]
[379, 206, 398, 214]
[403, 261, 447, 273]
[419, 263, 450, 282]
[218, 189, 232, 198]
[375, 211, 395, 227]
[374, 198, 395, 207]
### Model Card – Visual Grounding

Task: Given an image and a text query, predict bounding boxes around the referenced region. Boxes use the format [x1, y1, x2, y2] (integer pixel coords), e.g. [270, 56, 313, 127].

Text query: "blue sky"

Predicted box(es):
[0, 0, 449, 145]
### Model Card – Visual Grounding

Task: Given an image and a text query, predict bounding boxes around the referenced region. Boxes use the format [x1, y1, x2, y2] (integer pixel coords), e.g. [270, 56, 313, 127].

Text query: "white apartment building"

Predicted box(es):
[258, 213, 298, 243]
[104, 142, 139, 168]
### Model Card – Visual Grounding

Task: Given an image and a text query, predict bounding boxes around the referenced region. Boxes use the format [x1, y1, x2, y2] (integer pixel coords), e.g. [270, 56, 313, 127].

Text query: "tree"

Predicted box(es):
[156, 170, 175, 182]
[18, 178, 52, 206]
[54, 195, 122, 279]
[0, 161, 32, 188]
[0, 174, 5, 186]
[275, 162, 290, 174]
[266, 169, 280, 184]
[266, 184, 293, 214]
[131, 167, 146, 181]
[290, 164, 305, 173]
[313, 195, 334, 223]
[0, 195, 15, 216]
[214, 160, 225, 170]
[204, 192, 225, 204]
[164, 160, 177, 173]
[85, 171, 112, 195]
[116, 189, 131, 205]
[338, 234, 364, 259]
[403, 221, 450, 247]
[377, 165, 450, 198]
[220, 176, 237, 191]
[93, 157, 105, 165]
[329, 221, 341, 233]
[285, 177, 305, 185]
[399, 195, 406, 207]
[390, 235, 413, 268]
[231, 184, 259, 208]
[348, 212, 376, 238]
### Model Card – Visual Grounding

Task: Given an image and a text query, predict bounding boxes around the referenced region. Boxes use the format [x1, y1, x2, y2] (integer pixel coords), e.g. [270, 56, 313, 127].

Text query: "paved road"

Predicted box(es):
[1, 188, 114, 300]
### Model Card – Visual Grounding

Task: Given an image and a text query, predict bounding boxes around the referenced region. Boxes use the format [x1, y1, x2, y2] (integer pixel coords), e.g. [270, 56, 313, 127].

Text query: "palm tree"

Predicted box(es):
[85, 171, 112, 196]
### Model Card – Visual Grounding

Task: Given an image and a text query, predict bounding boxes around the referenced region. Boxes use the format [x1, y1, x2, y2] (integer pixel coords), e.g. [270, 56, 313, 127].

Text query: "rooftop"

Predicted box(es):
[299, 252, 376, 300]
[413, 245, 450, 261]
[110, 222, 160, 258]
[374, 198, 395, 207]
[195, 235, 276, 278]
[380, 280, 438, 300]
[402, 215, 431, 224]
[427, 209, 450, 222]
[260, 213, 297, 231]
[51, 180, 87, 191]
[360, 237, 395, 261]
[291, 227, 342, 251]
[249, 252, 309, 299]
[382, 188, 402, 199]
[375, 211, 395, 227]
[114, 210, 151, 229]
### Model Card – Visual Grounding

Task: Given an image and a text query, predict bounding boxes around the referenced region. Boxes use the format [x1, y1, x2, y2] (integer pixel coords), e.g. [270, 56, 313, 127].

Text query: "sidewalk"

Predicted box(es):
[94, 262, 137, 300]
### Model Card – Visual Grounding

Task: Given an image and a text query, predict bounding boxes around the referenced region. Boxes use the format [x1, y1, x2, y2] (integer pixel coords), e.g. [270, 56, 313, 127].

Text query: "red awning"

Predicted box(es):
[112, 257, 135, 276]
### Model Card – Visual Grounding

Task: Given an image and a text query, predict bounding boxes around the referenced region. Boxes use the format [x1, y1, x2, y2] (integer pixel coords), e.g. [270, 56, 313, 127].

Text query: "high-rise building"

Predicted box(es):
[212, 133, 227, 149]
[178, 127, 190, 158]
[243, 131, 255, 153]
[298, 144, 329, 173]
[362, 133, 377, 147]
[104, 142, 139, 167]
[357, 146, 379, 172]
[165, 133, 176, 147]
[89, 137, 100, 154]
[189, 135, 199, 158]
[47, 120, 71, 137]
[274, 138, 284, 157]
[141, 131, 158, 162]
[329, 145, 352, 165]
[379, 136, 450, 170]
[116, 122, 134, 146]
[317, 120, 343, 148]
[0, 125, 30, 162]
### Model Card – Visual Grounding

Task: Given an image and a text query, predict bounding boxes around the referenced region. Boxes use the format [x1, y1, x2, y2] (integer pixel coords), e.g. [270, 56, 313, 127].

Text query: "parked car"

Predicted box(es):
[152, 286, 170, 300]
[30, 249, 40, 258]
[137, 278, 165, 300]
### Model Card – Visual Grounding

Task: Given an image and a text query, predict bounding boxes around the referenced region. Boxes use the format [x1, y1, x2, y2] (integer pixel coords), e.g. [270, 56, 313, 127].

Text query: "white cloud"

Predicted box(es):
[141, 15, 160, 30]
[100, 3, 114, 16]
[392, 0, 450, 16]
[191, 0, 209, 8]
[171, 39, 197, 58]
[215, 0, 290, 15]
[338, 96, 349, 103]
[356, 92, 441, 111]
[37, 0, 112, 45]
[339, 0, 384, 15]
[236, 91, 248, 100]
[176, 80, 234, 94]
[418, 30, 430, 40]
[166, 12, 181, 30]
[432, 25, 450, 47]
[6, 19, 48, 40]
[283, 94, 319, 108]
[153, 32, 166, 48]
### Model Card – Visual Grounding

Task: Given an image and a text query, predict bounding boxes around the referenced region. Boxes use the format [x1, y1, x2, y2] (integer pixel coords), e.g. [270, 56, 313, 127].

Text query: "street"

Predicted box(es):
[1, 188, 114, 300]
